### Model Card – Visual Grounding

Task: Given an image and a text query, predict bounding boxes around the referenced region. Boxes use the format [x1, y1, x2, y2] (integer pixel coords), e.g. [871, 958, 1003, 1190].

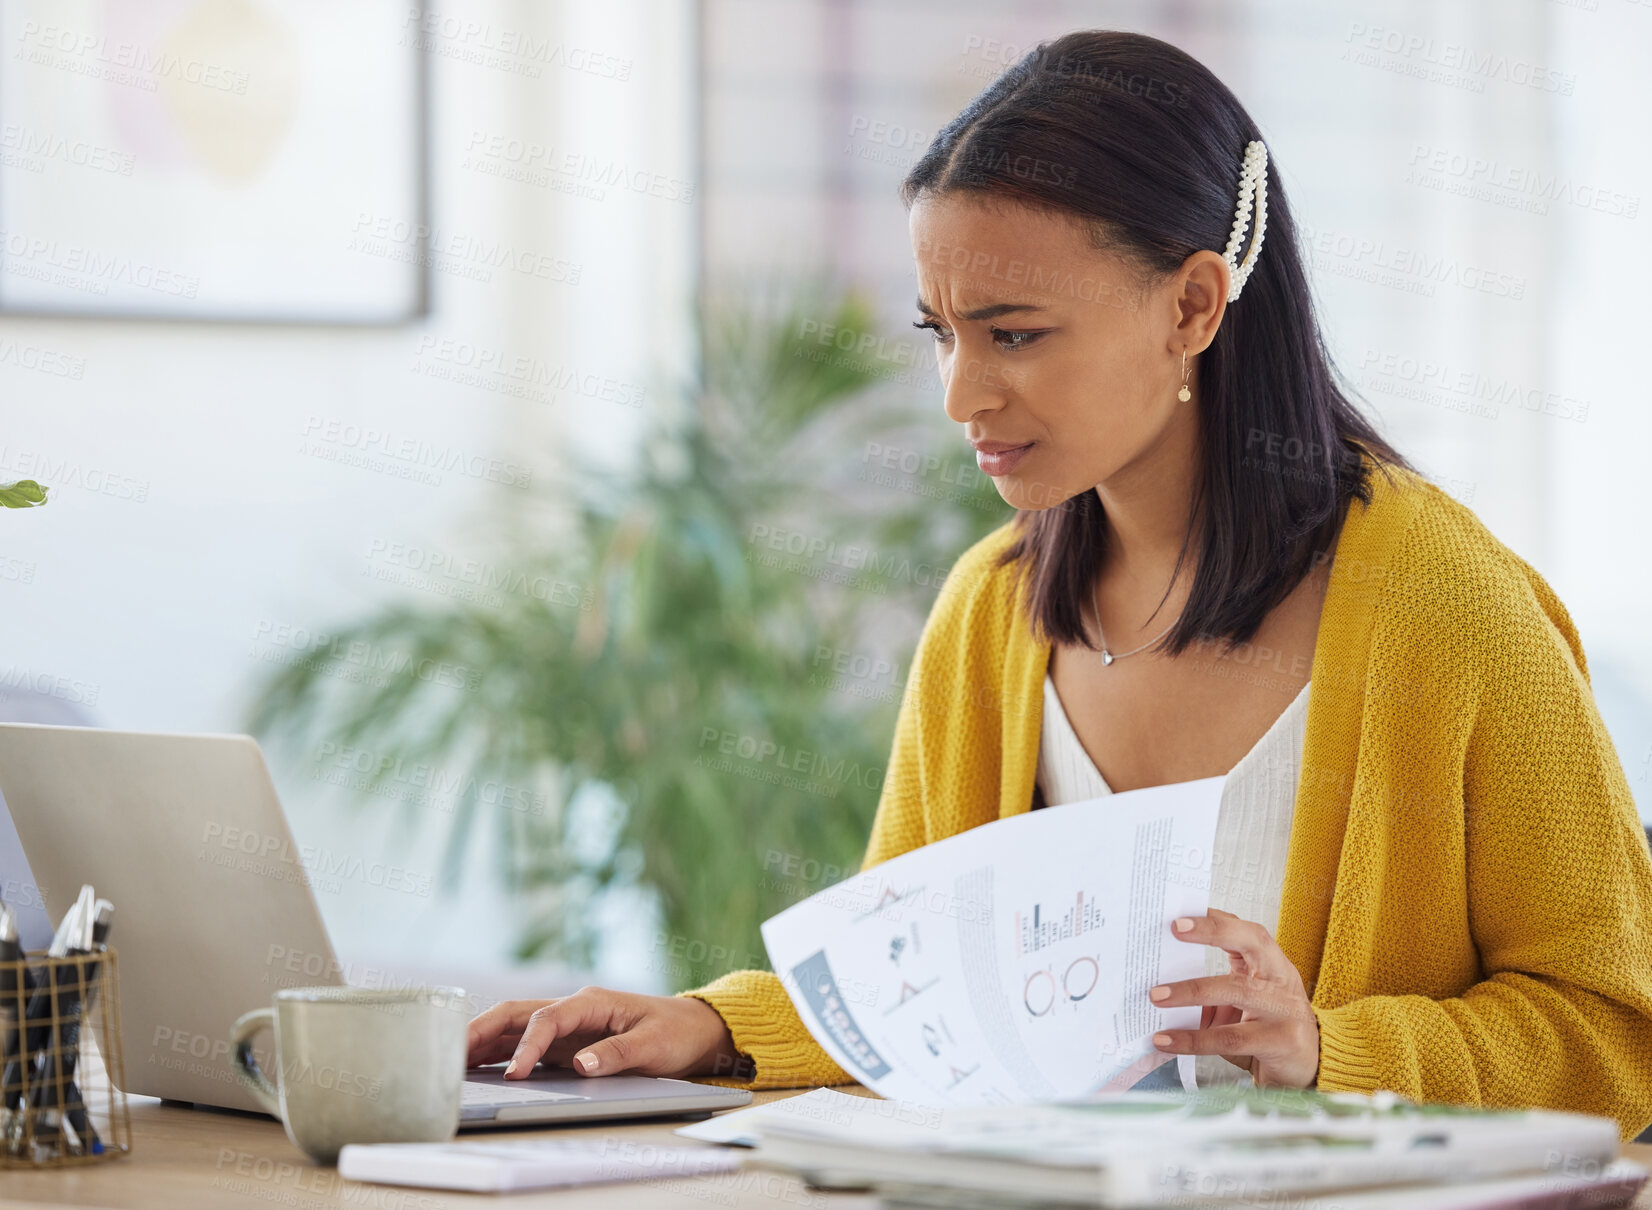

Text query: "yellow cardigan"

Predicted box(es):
[684, 455, 1652, 1139]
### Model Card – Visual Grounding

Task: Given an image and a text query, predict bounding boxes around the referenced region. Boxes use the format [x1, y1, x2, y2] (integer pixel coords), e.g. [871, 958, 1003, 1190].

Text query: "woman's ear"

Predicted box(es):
[1172, 249, 1230, 355]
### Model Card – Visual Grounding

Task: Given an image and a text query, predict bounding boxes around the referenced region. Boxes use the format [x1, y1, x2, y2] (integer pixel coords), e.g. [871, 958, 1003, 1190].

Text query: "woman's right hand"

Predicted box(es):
[466, 987, 746, 1081]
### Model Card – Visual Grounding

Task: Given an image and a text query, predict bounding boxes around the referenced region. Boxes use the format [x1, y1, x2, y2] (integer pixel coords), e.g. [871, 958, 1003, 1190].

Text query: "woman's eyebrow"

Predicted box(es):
[915, 297, 1049, 321]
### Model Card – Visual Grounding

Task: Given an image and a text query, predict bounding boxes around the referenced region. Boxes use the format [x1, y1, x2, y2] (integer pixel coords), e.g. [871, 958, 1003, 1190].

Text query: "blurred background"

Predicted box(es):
[1, 0, 1648, 1005]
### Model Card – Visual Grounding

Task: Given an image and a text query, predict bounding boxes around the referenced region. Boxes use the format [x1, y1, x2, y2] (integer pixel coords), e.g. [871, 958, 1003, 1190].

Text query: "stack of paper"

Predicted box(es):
[742, 1087, 1646, 1209]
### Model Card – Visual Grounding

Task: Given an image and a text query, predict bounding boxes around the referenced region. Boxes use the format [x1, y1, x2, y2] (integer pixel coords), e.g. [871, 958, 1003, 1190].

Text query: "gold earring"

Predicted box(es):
[1177, 351, 1191, 402]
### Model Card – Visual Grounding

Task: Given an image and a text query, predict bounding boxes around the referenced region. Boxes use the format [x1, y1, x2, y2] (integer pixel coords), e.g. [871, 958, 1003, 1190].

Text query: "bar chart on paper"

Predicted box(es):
[1016, 892, 1105, 955]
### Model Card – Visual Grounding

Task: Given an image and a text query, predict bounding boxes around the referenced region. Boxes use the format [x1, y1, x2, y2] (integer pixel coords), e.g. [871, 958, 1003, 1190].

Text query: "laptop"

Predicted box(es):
[0, 722, 753, 1127]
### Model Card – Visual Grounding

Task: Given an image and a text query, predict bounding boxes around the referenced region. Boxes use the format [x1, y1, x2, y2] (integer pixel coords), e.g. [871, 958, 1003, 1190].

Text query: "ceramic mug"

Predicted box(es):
[230, 984, 467, 1164]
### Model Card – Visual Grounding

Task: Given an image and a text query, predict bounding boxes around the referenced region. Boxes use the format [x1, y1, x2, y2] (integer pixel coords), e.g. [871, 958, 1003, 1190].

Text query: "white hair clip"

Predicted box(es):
[1220, 140, 1269, 302]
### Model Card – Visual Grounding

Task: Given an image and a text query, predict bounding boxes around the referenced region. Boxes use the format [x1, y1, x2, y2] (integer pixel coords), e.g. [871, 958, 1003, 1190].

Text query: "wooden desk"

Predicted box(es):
[0, 1086, 879, 1210]
[3, 1087, 1649, 1210]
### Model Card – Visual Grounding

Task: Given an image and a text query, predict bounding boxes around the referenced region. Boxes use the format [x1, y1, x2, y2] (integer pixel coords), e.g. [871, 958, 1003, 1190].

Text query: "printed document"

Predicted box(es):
[761, 775, 1225, 1106]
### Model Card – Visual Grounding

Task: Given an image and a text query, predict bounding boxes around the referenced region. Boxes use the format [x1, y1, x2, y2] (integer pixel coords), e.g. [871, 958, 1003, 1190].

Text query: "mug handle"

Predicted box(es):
[230, 1007, 282, 1118]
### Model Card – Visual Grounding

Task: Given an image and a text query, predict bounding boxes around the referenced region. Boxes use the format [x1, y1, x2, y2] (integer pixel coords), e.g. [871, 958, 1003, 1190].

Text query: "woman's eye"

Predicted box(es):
[913, 318, 952, 344]
[912, 320, 1046, 351]
[991, 328, 1045, 351]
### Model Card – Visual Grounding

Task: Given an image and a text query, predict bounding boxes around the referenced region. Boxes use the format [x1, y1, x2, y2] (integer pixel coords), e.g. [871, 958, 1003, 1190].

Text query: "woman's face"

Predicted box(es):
[908, 192, 1218, 511]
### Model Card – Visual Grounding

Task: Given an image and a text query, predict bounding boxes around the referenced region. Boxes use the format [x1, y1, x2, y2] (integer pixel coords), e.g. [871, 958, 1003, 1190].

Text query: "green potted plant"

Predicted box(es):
[249, 286, 1007, 981]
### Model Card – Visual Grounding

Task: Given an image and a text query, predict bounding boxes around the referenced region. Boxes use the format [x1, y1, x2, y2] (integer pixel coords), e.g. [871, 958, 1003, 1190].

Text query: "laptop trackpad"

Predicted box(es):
[462, 1084, 591, 1117]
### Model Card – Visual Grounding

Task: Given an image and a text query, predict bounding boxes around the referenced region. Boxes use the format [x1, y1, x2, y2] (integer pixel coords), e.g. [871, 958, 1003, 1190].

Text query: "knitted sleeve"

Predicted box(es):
[674, 969, 855, 1088]
[677, 527, 1012, 1089]
[1312, 541, 1652, 1140]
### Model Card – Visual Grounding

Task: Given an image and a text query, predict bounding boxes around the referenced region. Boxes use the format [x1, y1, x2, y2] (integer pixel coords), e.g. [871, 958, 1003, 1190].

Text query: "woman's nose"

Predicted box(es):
[942, 348, 1014, 425]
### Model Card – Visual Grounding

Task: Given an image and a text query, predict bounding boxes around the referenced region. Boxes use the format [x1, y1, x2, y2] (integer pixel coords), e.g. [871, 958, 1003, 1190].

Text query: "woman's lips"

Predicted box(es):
[975, 442, 1033, 476]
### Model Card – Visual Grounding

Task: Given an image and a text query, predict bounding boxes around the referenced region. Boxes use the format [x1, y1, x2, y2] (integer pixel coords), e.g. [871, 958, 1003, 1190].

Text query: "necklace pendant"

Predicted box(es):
[1101, 650, 1114, 666]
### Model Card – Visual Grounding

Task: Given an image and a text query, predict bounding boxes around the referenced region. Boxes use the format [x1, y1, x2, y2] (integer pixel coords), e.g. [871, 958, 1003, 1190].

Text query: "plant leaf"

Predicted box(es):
[0, 480, 48, 508]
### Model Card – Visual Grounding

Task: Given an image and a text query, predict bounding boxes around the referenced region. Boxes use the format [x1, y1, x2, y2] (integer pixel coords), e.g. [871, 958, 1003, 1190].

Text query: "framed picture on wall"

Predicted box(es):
[0, 0, 428, 323]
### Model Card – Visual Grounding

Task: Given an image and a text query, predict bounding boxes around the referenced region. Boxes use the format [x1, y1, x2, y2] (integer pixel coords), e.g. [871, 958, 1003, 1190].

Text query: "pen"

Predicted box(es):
[3, 887, 90, 1158]
[0, 901, 27, 1058]
[0, 901, 28, 1148]
[1, 892, 80, 1114]
[3, 893, 79, 1155]
[57, 900, 112, 1155]
[28, 887, 97, 1150]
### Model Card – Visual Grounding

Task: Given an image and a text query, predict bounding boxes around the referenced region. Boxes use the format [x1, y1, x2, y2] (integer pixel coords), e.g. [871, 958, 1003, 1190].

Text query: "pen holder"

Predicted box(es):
[0, 946, 131, 1167]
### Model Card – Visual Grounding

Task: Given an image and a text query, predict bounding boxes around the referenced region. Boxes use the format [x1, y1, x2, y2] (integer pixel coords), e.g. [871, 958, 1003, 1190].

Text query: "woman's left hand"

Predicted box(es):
[1149, 907, 1321, 1088]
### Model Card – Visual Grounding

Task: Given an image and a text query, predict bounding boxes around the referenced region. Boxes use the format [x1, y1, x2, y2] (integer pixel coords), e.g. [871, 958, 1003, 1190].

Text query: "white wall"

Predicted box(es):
[0, 0, 698, 990]
[1548, 1, 1652, 805]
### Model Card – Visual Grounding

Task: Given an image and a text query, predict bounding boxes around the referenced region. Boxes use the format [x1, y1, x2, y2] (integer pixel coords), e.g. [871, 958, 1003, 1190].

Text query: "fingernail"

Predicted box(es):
[574, 1052, 598, 1073]
[1149, 985, 1170, 1002]
[504, 1056, 518, 1077]
[1173, 917, 1194, 933]
[1153, 1033, 1172, 1048]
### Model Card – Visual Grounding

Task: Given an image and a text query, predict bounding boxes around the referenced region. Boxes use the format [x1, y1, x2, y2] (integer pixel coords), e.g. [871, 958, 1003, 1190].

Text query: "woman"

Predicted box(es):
[466, 31, 1652, 1137]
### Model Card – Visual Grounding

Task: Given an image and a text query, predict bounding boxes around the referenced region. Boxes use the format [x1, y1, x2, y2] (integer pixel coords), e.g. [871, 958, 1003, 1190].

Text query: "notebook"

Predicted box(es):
[337, 1138, 740, 1193]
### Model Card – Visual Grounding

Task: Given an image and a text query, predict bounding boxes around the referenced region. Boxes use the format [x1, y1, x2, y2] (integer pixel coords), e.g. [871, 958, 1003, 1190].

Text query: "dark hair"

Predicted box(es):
[899, 30, 1409, 655]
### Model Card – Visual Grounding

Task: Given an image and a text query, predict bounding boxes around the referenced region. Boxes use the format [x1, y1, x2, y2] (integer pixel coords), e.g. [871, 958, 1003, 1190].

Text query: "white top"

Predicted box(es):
[1037, 671, 1313, 1087]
